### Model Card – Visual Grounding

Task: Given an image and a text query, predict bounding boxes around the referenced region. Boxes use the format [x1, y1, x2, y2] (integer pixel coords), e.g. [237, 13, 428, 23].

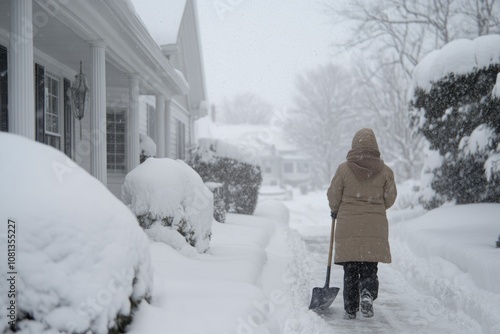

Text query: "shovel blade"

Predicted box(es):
[309, 286, 340, 311]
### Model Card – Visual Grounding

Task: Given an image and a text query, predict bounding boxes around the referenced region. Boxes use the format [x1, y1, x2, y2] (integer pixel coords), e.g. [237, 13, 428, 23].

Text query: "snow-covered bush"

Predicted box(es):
[409, 35, 500, 207]
[187, 139, 262, 215]
[0, 133, 152, 334]
[122, 158, 213, 253]
[139, 132, 156, 164]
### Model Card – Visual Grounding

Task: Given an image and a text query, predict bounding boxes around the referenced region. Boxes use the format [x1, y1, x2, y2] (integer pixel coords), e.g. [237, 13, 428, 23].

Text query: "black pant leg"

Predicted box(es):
[343, 262, 360, 313]
[359, 262, 379, 300]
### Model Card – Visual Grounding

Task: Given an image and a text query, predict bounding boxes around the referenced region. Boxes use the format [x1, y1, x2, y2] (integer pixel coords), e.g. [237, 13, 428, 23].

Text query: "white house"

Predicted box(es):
[198, 120, 313, 189]
[0, 0, 207, 197]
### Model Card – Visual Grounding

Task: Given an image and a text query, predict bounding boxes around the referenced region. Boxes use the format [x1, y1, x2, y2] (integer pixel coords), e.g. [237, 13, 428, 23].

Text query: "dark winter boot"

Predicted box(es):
[360, 289, 374, 318]
[344, 311, 356, 320]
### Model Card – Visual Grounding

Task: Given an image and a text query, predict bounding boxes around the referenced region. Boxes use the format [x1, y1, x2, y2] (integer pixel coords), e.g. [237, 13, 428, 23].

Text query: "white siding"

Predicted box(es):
[169, 99, 189, 159]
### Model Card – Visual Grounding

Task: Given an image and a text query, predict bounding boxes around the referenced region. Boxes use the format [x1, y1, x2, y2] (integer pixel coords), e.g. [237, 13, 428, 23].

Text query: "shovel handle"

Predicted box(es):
[328, 218, 335, 266]
[325, 218, 335, 288]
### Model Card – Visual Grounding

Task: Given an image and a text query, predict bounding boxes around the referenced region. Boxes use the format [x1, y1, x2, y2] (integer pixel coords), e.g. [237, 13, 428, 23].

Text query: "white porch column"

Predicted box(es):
[155, 95, 165, 158]
[9, 0, 35, 139]
[164, 98, 172, 158]
[127, 74, 140, 171]
[89, 40, 107, 185]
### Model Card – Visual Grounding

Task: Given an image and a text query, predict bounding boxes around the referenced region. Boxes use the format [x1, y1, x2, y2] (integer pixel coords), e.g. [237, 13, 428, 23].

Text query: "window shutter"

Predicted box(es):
[63, 78, 72, 157]
[0, 44, 7, 132]
[35, 63, 45, 143]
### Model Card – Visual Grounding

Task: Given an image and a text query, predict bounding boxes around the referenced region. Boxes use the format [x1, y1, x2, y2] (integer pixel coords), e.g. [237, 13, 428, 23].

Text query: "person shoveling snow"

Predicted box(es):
[325, 128, 397, 320]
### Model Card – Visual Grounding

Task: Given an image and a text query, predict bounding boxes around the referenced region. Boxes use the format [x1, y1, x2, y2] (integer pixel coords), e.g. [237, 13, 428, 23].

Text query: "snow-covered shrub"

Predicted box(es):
[187, 140, 262, 215]
[0, 133, 152, 334]
[409, 35, 500, 207]
[139, 132, 156, 164]
[122, 158, 213, 253]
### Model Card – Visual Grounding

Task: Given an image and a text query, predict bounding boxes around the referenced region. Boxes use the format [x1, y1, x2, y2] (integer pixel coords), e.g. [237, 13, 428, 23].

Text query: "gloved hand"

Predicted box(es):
[330, 211, 337, 220]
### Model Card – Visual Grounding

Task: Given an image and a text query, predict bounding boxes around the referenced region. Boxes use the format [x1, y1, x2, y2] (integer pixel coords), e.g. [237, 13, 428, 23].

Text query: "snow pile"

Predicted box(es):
[139, 132, 157, 157]
[391, 204, 500, 333]
[0, 133, 152, 334]
[410, 34, 500, 94]
[281, 230, 330, 334]
[122, 158, 213, 253]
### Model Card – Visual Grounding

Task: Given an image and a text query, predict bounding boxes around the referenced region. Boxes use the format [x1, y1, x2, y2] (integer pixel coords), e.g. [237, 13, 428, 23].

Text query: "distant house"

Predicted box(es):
[196, 120, 313, 189]
[260, 145, 312, 189]
[0, 0, 206, 198]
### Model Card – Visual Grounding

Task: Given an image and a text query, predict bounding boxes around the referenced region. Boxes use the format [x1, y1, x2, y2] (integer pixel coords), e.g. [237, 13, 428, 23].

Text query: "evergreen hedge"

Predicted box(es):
[410, 64, 500, 207]
[187, 150, 262, 216]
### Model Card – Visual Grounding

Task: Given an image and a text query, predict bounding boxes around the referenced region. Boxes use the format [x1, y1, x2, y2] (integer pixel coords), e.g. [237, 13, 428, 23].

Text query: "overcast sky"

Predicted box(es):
[196, 0, 350, 109]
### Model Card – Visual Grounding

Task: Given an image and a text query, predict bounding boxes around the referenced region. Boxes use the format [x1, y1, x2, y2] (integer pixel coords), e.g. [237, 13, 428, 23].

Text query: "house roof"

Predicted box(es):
[208, 123, 299, 152]
[17, 0, 190, 96]
[129, 0, 187, 46]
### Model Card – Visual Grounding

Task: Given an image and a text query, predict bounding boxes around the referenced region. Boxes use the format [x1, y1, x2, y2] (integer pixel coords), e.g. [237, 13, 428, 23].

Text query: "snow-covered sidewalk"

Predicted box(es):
[127, 201, 309, 334]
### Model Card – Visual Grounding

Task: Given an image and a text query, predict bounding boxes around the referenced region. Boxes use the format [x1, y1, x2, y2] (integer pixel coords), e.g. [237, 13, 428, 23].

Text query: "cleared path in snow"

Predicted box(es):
[304, 235, 477, 333]
[283, 190, 481, 334]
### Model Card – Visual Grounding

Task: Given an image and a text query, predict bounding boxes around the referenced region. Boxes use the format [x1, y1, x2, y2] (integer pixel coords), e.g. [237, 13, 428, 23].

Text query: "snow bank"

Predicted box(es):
[0, 133, 152, 334]
[122, 158, 213, 253]
[254, 200, 290, 226]
[392, 204, 500, 333]
[410, 34, 500, 94]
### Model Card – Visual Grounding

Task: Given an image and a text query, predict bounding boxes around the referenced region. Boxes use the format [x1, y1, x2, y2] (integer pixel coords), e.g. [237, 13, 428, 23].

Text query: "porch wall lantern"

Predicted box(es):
[69, 61, 89, 139]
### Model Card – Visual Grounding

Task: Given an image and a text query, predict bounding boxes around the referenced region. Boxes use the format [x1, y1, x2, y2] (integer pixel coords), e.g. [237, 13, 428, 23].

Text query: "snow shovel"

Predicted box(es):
[308, 219, 340, 311]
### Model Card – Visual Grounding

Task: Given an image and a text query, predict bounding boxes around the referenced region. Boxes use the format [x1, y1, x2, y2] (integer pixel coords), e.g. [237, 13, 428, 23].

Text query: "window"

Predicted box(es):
[176, 119, 186, 159]
[297, 161, 310, 174]
[0, 45, 7, 132]
[44, 73, 61, 149]
[107, 108, 127, 174]
[263, 160, 272, 174]
[147, 104, 156, 140]
[283, 162, 294, 173]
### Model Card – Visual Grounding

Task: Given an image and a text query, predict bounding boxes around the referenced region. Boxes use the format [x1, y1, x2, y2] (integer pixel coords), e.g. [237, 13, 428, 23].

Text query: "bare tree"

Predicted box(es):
[323, 0, 499, 181]
[352, 53, 425, 180]
[332, 0, 455, 78]
[219, 93, 274, 125]
[455, 0, 500, 36]
[284, 63, 365, 185]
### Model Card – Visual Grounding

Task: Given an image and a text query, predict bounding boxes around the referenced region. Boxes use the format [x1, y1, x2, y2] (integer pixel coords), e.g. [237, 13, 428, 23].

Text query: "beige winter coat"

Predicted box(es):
[327, 128, 397, 264]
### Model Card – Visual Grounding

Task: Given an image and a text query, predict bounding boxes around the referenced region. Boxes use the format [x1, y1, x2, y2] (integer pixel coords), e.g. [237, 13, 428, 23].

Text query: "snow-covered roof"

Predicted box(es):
[410, 34, 500, 95]
[209, 123, 299, 152]
[129, 0, 187, 46]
